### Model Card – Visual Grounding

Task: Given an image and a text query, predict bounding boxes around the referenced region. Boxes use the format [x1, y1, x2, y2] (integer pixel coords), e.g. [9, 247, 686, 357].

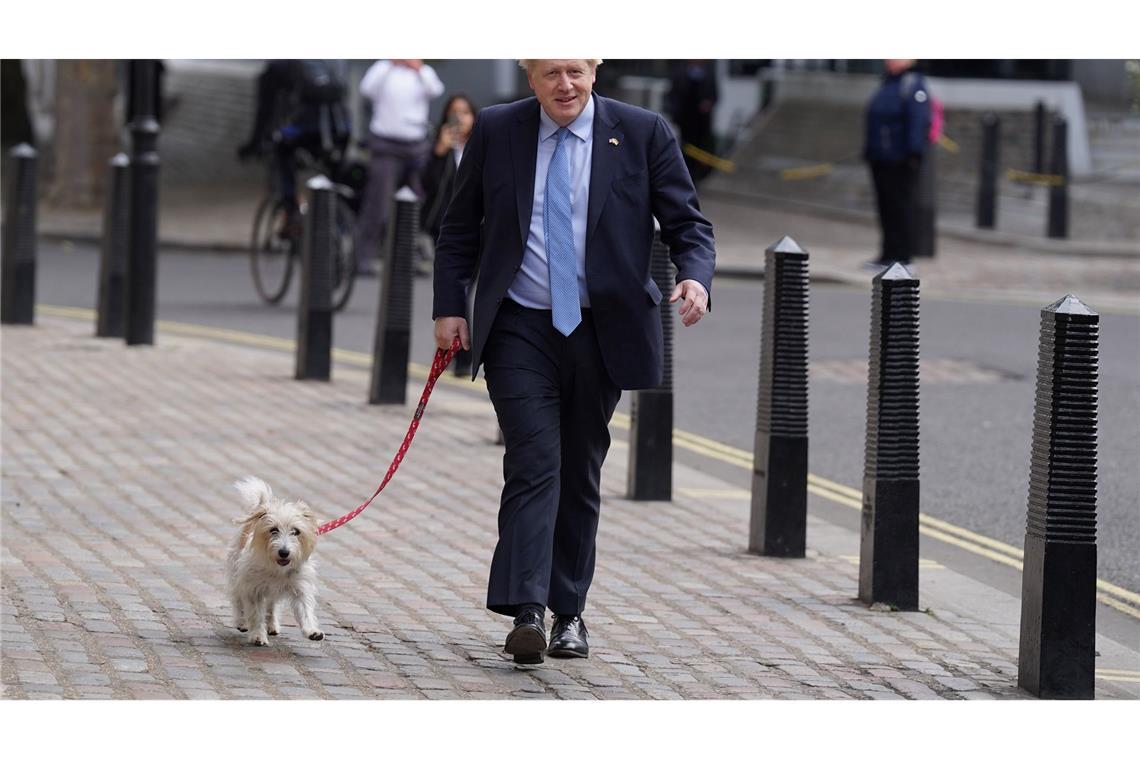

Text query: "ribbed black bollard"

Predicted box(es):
[1046, 117, 1069, 239]
[859, 263, 920, 610]
[97, 153, 131, 338]
[369, 187, 418, 405]
[749, 236, 809, 556]
[1, 143, 38, 325]
[627, 229, 675, 501]
[1033, 100, 1047, 175]
[914, 150, 936, 258]
[1018, 295, 1099, 700]
[976, 113, 1000, 230]
[295, 176, 336, 381]
[125, 60, 161, 346]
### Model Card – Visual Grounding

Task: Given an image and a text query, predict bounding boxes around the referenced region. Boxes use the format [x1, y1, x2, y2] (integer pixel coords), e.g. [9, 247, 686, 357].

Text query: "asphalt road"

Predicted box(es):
[28, 240, 1140, 594]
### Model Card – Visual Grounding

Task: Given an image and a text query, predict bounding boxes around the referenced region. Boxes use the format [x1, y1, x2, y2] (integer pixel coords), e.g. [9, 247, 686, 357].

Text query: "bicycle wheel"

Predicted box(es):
[250, 196, 297, 305]
[331, 197, 357, 312]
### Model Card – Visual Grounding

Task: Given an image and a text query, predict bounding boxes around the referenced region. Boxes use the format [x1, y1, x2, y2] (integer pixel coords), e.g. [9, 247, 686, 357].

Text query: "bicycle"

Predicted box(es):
[249, 138, 364, 311]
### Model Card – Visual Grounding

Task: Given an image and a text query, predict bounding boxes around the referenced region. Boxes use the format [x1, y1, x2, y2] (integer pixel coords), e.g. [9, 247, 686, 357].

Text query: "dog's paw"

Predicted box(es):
[306, 630, 325, 641]
[236, 626, 248, 633]
[268, 628, 279, 636]
[247, 634, 269, 646]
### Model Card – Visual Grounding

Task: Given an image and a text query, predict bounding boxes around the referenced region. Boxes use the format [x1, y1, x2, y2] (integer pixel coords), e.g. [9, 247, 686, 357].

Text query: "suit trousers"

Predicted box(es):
[482, 299, 622, 618]
[870, 160, 919, 264]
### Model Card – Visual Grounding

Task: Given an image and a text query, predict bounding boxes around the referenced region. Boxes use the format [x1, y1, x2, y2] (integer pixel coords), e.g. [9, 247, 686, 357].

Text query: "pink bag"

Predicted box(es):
[928, 96, 945, 144]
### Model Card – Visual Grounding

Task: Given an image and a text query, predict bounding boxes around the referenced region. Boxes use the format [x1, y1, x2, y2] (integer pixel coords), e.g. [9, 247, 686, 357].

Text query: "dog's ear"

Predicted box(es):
[297, 501, 319, 524]
[234, 476, 273, 513]
[238, 507, 268, 546]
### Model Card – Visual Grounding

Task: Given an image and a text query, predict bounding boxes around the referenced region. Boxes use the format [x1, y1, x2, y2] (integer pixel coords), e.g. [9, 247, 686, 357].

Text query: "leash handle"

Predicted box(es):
[318, 337, 462, 535]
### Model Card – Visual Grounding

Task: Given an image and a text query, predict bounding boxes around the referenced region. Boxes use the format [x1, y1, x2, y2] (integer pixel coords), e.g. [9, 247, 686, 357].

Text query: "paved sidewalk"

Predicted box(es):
[3, 317, 1137, 700]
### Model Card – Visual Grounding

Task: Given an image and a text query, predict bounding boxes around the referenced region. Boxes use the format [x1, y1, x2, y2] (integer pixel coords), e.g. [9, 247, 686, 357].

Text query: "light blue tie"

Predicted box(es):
[544, 127, 581, 336]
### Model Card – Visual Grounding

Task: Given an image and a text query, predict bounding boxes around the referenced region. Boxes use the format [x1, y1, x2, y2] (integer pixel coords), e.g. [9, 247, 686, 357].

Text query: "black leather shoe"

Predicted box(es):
[504, 606, 546, 664]
[547, 614, 589, 659]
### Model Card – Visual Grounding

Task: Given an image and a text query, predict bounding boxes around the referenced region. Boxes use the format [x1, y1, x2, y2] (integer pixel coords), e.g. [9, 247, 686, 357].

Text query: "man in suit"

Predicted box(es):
[433, 59, 715, 664]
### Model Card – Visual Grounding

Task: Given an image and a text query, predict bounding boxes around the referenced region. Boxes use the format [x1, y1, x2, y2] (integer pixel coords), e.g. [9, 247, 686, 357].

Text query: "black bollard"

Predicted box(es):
[1046, 117, 1069, 239]
[914, 150, 936, 258]
[295, 176, 336, 381]
[1, 143, 38, 325]
[627, 230, 676, 501]
[369, 187, 418, 405]
[125, 60, 161, 346]
[976, 113, 1000, 230]
[97, 153, 131, 338]
[749, 236, 809, 556]
[1018, 295, 1099, 700]
[1033, 100, 1047, 175]
[859, 263, 920, 610]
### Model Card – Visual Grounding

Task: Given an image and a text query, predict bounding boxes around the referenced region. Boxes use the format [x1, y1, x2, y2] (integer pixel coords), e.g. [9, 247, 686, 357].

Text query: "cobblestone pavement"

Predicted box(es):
[3, 318, 1137, 700]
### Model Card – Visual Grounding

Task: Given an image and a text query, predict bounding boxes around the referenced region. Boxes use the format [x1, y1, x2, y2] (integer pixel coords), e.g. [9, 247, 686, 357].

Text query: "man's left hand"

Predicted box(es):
[669, 279, 709, 327]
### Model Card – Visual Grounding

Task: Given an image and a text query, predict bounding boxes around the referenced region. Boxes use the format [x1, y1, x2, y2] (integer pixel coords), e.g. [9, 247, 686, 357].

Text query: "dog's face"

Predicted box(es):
[240, 500, 318, 571]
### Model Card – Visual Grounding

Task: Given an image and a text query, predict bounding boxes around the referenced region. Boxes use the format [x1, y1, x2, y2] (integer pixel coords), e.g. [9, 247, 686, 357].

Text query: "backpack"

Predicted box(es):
[927, 95, 944, 143]
[296, 59, 345, 104]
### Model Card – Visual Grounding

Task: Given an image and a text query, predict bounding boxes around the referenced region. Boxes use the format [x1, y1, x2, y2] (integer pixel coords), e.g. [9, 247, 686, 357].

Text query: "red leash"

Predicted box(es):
[318, 337, 462, 535]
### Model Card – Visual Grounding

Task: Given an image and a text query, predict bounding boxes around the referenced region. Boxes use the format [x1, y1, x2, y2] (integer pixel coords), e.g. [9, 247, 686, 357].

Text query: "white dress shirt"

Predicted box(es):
[508, 95, 595, 310]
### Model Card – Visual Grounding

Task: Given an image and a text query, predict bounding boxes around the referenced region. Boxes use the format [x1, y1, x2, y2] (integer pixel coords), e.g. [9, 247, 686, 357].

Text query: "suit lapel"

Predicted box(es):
[586, 95, 622, 247]
[511, 100, 540, 249]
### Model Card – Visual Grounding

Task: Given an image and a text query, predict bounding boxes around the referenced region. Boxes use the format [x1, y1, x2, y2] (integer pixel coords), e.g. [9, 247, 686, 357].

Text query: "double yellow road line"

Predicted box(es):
[611, 413, 1140, 622]
[35, 304, 1140, 621]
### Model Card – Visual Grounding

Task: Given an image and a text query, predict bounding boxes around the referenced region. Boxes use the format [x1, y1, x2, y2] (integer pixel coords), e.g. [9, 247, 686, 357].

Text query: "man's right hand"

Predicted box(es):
[434, 316, 470, 351]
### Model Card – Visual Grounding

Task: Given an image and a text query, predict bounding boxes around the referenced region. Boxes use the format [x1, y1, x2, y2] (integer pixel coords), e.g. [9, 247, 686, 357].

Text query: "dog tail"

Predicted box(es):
[234, 476, 273, 512]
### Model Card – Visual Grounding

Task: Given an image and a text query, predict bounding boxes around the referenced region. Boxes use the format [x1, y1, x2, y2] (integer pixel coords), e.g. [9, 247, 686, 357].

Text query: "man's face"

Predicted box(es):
[884, 59, 915, 76]
[527, 60, 595, 127]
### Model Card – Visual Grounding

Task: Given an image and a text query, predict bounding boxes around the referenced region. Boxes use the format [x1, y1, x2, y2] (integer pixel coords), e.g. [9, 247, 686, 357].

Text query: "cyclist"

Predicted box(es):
[238, 60, 352, 233]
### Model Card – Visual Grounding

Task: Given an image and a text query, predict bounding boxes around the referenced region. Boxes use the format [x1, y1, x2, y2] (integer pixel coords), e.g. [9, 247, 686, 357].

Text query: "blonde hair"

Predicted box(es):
[519, 59, 603, 71]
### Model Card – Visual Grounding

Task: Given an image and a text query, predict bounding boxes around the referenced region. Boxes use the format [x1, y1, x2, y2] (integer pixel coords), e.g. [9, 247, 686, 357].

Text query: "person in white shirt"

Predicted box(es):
[354, 59, 444, 275]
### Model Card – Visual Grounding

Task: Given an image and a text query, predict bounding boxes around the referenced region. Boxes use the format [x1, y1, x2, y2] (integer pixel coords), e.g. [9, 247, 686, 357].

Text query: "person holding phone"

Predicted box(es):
[422, 93, 478, 242]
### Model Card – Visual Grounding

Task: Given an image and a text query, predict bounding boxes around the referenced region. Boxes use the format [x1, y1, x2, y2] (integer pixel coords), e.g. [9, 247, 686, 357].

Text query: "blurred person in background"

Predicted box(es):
[863, 58, 931, 267]
[667, 59, 719, 184]
[422, 93, 478, 244]
[238, 60, 351, 231]
[354, 59, 445, 276]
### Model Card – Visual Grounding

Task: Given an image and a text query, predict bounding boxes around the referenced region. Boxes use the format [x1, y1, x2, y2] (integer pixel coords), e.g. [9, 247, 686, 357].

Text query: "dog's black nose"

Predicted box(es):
[278, 548, 290, 558]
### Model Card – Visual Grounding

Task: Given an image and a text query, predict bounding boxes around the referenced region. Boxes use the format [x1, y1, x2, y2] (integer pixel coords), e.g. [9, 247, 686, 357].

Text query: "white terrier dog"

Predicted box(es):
[226, 476, 324, 646]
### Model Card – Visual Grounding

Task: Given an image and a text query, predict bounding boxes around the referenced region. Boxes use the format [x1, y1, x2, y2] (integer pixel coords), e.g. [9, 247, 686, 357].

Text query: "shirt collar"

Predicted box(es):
[539, 94, 595, 144]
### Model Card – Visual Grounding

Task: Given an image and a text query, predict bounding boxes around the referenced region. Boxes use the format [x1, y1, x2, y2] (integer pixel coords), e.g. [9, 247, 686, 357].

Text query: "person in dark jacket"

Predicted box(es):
[433, 59, 715, 665]
[863, 59, 931, 265]
[422, 93, 478, 243]
[667, 60, 719, 183]
[237, 60, 350, 222]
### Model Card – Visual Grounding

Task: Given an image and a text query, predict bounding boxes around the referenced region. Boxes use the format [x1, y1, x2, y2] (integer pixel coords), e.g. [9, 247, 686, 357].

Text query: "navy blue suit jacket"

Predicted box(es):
[432, 94, 716, 390]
